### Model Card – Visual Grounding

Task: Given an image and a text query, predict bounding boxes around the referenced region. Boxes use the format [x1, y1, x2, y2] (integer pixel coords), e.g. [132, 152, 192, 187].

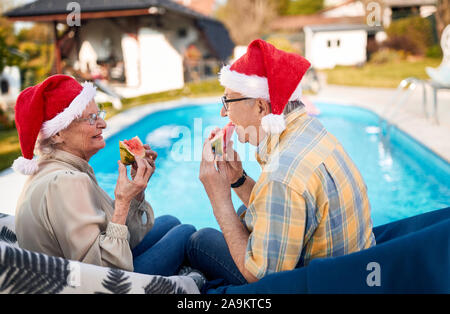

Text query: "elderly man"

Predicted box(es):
[188, 39, 376, 285]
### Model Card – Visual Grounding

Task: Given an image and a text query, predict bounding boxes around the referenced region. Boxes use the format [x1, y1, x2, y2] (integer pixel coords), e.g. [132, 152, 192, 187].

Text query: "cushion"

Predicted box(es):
[207, 207, 450, 294]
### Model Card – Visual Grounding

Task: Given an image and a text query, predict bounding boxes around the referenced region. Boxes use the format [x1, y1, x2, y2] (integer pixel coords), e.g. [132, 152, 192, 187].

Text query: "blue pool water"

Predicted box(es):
[91, 102, 450, 229]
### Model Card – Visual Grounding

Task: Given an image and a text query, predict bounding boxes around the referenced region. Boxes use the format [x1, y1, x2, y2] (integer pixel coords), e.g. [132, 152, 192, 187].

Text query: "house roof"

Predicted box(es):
[4, 0, 207, 19]
[270, 15, 365, 31]
[304, 23, 382, 33]
[4, 0, 234, 61]
[383, 0, 436, 7]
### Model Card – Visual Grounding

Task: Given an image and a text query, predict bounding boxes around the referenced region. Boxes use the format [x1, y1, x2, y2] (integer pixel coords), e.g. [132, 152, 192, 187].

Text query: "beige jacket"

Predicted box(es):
[15, 149, 154, 272]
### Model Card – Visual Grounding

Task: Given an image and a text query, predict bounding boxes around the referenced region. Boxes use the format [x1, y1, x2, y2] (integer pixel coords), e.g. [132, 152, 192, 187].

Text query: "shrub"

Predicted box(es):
[266, 36, 300, 54]
[369, 48, 405, 64]
[0, 107, 14, 130]
[278, 0, 324, 15]
[385, 16, 433, 55]
[426, 44, 443, 59]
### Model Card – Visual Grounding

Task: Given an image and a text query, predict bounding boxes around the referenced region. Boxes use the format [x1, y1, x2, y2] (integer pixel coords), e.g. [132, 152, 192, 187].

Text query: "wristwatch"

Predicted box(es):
[231, 170, 247, 188]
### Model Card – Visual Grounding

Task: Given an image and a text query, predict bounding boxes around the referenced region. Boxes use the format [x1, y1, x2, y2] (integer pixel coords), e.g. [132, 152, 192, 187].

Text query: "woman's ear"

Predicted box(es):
[52, 132, 64, 145]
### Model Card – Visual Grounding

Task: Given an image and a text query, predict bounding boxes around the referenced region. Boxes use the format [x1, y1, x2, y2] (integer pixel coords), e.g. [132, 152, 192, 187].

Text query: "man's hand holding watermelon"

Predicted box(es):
[202, 127, 256, 209]
[209, 127, 242, 184]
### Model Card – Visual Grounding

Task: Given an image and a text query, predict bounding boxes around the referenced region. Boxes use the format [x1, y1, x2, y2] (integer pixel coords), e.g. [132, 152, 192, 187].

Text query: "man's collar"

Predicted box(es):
[256, 105, 307, 166]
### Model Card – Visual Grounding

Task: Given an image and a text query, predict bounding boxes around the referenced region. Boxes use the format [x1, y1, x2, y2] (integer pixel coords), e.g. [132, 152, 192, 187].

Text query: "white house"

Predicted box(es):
[301, 0, 436, 69]
[5, 0, 234, 100]
[304, 24, 373, 69]
[0, 66, 21, 116]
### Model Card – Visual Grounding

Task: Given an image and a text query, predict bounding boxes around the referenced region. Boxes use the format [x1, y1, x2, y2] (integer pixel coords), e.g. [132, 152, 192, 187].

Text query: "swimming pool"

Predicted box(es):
[91, 102, 450, 230]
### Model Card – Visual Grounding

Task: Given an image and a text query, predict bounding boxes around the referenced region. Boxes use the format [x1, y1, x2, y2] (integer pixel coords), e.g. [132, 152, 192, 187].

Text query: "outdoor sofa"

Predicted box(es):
[1, 207, 449, 294]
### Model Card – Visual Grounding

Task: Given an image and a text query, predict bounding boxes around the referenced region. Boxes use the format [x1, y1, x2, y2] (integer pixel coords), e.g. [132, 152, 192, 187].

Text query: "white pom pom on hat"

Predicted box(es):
[11, 156, 39, 176]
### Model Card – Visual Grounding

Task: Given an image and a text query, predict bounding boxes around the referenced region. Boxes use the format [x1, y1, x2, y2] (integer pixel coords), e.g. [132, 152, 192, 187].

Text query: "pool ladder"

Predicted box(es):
[379, 77, 428, 144]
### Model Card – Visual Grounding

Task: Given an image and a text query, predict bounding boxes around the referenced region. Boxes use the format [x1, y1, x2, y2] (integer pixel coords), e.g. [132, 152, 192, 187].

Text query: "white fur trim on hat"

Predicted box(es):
[12, 156, 39, 175]
[219, 65, 303, 102]
[261, 114, 286, 134]
[40, 82, 97, 139]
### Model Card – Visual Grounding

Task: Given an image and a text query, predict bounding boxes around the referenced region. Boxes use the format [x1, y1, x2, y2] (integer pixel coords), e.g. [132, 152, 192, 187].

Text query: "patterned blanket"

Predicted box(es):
[0, 213, 201, 294]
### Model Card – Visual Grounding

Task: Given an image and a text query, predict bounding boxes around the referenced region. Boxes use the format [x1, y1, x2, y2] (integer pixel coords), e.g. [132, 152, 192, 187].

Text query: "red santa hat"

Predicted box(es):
[12, 75, 96, 175]
[219, 39, 311, 134]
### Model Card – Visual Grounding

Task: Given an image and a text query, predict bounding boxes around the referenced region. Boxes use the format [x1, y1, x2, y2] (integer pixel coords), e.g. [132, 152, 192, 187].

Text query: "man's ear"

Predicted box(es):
[256, 99, 271, 116]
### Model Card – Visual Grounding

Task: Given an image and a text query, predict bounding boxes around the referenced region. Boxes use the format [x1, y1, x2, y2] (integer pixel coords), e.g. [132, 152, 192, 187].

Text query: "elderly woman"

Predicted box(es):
[13, 75, 195, 276]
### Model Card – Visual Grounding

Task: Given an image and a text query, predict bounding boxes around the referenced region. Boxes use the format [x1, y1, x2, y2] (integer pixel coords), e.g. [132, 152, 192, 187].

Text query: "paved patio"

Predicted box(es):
[1, 85, 449, 216]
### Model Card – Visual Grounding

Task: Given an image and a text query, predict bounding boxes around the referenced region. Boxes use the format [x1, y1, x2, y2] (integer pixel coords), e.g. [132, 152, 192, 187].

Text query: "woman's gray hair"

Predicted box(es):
[35, 134, 59, 157]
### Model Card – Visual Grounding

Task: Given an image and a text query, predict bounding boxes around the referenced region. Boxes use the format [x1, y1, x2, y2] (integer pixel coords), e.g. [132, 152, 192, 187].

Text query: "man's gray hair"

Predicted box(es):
[283, 100, 304, 116]
[254, 99, 304, 115]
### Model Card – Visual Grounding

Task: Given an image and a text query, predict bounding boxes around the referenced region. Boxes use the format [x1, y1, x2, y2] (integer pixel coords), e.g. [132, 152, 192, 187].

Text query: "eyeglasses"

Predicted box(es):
[76, 110, 106, 125]
[221, 96, 252, 111]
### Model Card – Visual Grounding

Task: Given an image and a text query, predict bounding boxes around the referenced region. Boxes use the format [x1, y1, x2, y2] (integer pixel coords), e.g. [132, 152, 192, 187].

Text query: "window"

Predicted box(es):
[327, 39, 341, 48]
[0, 79, 8, 94]
[178, 28, 187, 38]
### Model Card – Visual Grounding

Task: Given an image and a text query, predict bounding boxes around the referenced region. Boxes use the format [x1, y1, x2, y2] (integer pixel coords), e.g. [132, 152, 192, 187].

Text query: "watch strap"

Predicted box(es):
[231, 170, 247, 188]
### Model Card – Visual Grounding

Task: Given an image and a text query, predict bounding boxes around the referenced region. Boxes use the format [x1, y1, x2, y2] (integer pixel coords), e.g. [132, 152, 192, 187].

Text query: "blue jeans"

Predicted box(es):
[186, 205, 248, 286]
[132, 215, 196, 276]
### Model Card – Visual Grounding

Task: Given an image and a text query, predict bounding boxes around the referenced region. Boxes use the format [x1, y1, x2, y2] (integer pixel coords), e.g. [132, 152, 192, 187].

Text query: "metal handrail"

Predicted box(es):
[381, 77, 427, 121]
[380, 77, 427, 137]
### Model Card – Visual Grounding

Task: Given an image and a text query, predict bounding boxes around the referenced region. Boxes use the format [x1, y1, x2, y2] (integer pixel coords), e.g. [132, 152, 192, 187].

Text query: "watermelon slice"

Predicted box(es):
[119, 136, 145, 165]
[211, 122, 235, 156]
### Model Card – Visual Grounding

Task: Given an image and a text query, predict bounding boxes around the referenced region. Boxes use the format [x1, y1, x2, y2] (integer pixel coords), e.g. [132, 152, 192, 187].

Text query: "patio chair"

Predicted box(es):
[425, 24, 450, 124]
[0, 213, 201, 294]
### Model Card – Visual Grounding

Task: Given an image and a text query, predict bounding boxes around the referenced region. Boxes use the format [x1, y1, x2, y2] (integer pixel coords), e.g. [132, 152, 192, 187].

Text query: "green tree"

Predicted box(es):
[0, 20, 22, 73]
[277, 0, 324, 16]
[385, 16, 433, 56]
[16, 23, 54, 87]
[215, 0, 277, 45]
[436, 0, 450, 38]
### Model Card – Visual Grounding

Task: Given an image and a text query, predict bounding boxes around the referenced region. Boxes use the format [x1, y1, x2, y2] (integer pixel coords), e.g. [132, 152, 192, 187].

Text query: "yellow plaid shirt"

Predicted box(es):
[242, 105, 376, 279]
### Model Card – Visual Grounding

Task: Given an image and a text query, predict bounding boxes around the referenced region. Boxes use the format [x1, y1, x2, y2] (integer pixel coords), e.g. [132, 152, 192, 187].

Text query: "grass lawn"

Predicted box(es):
[0, 128, 21, 172]
[0, 79, 224, 172]
[322, 57, 441, 88]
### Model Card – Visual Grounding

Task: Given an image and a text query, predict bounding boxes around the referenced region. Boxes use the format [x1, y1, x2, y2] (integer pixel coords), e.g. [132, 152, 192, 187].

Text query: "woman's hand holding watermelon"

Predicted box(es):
[131, 144, 157, 178]
[130, 144, 157, 202]
[113, 156, 153, 224]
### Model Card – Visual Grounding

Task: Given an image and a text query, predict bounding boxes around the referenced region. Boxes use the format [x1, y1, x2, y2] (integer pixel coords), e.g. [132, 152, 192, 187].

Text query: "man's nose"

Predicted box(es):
[220, 106, 227, 117]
